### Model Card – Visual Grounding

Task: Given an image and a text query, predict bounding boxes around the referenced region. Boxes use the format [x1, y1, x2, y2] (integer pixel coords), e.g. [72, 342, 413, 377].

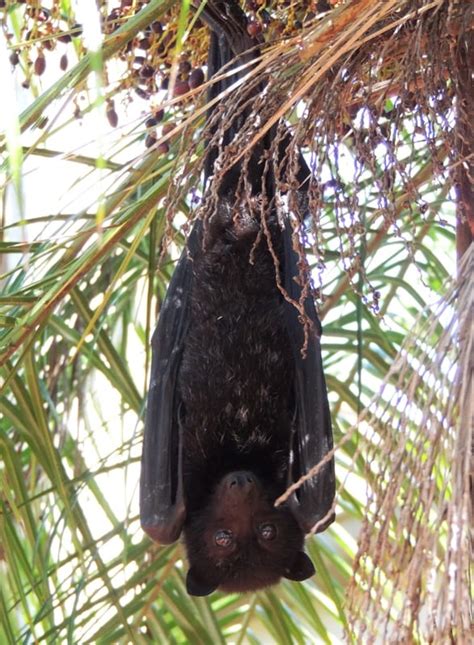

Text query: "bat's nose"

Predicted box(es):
[227, 471, 255, 490]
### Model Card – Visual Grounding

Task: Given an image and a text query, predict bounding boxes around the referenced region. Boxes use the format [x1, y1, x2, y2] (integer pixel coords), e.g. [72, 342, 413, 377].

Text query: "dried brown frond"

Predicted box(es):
[162, 0, 471, 312]
[277, 241, 472, 642]
[344, 243, 473, 643]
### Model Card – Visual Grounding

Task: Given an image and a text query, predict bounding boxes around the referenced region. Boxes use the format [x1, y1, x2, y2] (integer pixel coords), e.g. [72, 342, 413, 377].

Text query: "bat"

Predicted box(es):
[140, 0, 335, 596]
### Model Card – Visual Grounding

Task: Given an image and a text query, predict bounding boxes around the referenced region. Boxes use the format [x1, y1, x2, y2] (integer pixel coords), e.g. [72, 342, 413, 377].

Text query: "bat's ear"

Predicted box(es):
[284, 551, 315, 582]
[186, 568, 219, 596]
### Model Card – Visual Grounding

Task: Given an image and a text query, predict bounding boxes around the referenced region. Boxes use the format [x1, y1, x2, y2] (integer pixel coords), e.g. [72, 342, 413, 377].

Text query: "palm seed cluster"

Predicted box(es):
[2, 0, 336, 150]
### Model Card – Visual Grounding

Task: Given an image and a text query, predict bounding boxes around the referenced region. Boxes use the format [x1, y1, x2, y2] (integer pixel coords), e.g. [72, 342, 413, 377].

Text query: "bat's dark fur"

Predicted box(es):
[179, 209, 313, 594]
[140, 0, 335, 597]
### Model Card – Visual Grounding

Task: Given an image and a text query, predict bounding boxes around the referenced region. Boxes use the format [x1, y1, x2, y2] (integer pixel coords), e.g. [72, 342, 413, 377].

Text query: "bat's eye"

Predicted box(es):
[258, 523, 277, 541]
[215, 529, 233, 548]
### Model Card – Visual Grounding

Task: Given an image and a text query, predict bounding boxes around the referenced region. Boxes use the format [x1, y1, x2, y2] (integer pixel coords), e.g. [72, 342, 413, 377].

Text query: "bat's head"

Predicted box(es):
[183, 471, 315, 596]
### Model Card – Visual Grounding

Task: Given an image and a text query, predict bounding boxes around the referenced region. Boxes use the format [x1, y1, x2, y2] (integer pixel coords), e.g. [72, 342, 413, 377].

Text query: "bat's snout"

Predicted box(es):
[224, 471, 256, 492]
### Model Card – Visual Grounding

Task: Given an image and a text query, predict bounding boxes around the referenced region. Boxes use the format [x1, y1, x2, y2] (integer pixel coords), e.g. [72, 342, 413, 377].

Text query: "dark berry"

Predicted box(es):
[157, 142, 169, 155]
[189, 67, 205, 89]
[162, 122, 175, 136]
[57, 32, 72, 44]
[152, 108, 164, 122]
[247, 21, 262, 37]
[145, 133, 157, 148]
[139, 65, 155, 78]
[34, 55, 46, 76]
[106, 108, 118, 128]
[173, 79, 189, 97]
[179, 60, 191, 74]
[135, 87, 150, 99]
[138, 37, 151, 50]
[316, 0, 332, 11]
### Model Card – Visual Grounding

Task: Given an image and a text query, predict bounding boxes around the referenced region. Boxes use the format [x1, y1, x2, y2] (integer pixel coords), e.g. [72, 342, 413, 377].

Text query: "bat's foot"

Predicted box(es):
[208, 197, 261, 244]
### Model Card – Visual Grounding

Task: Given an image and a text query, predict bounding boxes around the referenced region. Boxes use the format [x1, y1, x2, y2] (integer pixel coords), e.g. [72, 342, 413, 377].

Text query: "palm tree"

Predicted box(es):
[0, 0, 471, 642]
